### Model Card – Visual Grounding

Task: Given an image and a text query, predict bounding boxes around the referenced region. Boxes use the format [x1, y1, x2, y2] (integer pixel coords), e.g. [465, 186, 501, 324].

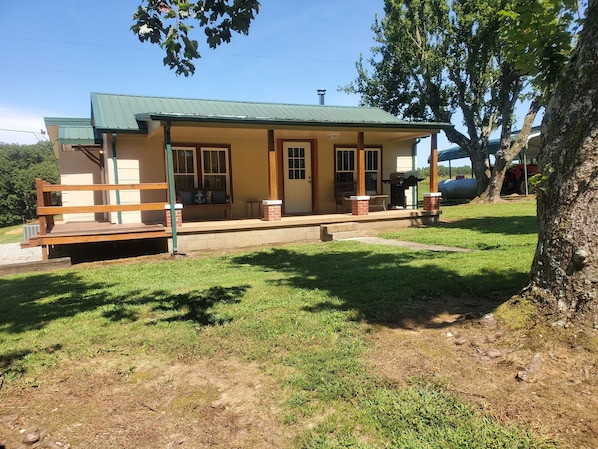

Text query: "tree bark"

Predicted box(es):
[483, 97, 541, 202]
[443, 127, 490, 194]
[526, 0, 598, 329]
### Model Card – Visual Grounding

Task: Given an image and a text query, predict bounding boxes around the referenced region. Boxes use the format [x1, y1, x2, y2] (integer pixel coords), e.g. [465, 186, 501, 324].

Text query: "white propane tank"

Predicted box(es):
[438, 178, 478, 200]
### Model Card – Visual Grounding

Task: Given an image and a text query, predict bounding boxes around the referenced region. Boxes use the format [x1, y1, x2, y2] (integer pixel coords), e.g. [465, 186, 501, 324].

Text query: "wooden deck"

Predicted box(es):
[25, 221, 169, 247]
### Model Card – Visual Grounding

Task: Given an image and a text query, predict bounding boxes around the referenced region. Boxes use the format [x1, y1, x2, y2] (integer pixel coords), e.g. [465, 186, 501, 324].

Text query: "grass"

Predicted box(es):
[0, 200, 554, 448]
[0, 223, 25, 244]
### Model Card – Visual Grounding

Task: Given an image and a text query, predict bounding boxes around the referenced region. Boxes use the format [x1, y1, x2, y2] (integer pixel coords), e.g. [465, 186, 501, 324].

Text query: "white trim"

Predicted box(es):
[262, 199, 283, 206]
[349, 195, 371, 201]
[164, 203, 183, 210]
[424, 192, 442, 198]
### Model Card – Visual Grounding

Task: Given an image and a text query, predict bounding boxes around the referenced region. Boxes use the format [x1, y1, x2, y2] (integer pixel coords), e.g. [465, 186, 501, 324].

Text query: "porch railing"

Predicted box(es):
[35, 178, 169, 235]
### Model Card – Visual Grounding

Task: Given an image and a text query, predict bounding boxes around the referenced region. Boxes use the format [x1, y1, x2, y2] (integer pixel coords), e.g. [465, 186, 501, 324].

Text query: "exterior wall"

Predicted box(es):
[381, 140, 418, 208]
[65, 127, 421, 224]
[171, 127, 271, 219]
[58, 149, 104, 223]
[105, 133, 167, 224]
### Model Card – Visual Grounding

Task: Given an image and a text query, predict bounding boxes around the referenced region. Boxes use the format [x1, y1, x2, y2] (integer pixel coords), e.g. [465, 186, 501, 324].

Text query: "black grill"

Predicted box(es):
[382, 171, 423, 209]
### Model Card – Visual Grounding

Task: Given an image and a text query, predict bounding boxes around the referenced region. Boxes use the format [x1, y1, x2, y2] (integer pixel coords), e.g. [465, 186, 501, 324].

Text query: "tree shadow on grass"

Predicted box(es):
[150, 285, 248, 326]
[0, 271, 249, 377]
[439, 215, 538, 236]
[0, 271, 249, 333]
[232, 245, 527, 330]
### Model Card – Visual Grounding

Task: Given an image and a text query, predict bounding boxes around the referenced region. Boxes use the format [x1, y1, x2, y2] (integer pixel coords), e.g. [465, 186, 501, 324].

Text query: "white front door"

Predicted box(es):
[283, 141, 312, 214]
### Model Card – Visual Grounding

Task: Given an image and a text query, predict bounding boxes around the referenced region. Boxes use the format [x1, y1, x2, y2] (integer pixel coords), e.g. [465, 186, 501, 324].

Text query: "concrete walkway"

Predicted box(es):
[345, 237, 472, 253]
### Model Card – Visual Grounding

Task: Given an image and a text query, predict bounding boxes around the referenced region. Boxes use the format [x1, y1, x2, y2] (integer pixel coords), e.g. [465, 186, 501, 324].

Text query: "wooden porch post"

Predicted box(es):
[263, 129, 283, 221]
[356, 131, 365, 196]
[35, 178, 49, 260]
[424, 133, 442, 211]
[267, 129, 278, 200]
[429, 133, 439, 193]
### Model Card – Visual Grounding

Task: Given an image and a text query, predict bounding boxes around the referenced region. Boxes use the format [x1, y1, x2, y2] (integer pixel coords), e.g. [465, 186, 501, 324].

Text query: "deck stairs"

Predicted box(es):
[320, 222, 368, 242]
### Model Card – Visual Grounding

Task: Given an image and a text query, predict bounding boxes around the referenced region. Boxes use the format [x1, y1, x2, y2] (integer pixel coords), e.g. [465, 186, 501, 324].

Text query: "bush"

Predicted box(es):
[0, 142, 59, 226]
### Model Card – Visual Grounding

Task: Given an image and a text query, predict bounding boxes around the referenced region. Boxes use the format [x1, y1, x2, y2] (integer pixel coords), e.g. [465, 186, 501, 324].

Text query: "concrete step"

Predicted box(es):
[320, 223, 367, 241]
[325, 230, 369, 241]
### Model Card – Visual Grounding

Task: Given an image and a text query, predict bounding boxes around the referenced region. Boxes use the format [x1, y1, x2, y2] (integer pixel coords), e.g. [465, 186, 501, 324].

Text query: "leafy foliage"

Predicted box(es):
[131, 0, 260, 76]
[346, 0, 580, 197]
[498, 0, 583, 93]
[0, 142, 59, 226]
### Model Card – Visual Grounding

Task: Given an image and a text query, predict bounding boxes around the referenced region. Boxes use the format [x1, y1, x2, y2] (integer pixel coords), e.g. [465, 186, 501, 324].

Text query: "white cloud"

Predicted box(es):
[0, 107, 48, 145]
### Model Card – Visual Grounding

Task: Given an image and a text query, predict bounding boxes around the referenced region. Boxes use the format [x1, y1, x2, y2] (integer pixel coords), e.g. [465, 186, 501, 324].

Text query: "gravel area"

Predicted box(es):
[0, 243, 43, 265]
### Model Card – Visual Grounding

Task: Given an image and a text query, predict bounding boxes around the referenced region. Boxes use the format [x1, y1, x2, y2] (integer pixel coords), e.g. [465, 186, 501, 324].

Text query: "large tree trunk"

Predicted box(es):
[483, 97, 541, 202]
[526, 0, 598, 329]
[444, 127, 490, 195]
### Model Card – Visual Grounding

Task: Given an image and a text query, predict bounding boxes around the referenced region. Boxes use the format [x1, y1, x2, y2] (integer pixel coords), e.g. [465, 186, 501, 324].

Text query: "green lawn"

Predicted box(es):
[0, 224, 24, 244]
[0, 200, 553, 448]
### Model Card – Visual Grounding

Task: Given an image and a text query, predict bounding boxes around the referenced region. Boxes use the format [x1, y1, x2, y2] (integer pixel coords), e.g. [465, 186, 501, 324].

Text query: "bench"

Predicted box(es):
[183, 203, 232, 219]
[334, 181, 356, 212]
[368, 194, 388, 211]
[177, 190, 232, 220]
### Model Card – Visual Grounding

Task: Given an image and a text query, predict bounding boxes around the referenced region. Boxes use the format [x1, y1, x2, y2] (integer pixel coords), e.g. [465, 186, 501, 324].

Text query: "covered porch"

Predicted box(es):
[25, 201, 439, 260]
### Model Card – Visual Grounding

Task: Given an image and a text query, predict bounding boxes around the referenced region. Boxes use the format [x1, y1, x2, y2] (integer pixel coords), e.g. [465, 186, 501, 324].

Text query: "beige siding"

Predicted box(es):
[59, 127, 423, 223]
[58, 149, 104, 223]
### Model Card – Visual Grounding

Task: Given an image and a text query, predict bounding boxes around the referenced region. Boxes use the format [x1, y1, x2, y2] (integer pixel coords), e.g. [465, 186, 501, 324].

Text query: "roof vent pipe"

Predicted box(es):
[317, 89, 326, 105]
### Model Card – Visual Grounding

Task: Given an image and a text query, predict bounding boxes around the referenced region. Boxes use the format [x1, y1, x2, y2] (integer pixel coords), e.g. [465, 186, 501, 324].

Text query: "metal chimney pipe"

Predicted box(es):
[317, 89, 326, 105]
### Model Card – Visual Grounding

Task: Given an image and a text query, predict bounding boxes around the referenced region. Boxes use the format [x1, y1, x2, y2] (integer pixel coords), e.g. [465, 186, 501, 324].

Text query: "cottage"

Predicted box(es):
[38, 92, 450, 257]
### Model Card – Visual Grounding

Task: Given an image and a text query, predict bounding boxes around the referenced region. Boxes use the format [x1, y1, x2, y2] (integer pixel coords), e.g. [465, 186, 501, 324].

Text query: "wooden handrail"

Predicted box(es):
[38, 203, 167, 215]
[34, 178, 172, 260]
[35, 178, 170, 226]
[40, 182, 168, 192]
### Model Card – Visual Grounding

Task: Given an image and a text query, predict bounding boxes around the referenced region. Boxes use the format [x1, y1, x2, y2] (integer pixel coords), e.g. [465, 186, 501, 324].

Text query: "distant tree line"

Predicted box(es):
[0, 142, 59, 227]
[418, 165, 472, 178]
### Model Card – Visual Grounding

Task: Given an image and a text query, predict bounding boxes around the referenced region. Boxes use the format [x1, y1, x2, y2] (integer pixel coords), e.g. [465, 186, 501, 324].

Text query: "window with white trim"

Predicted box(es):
[336, 149, 355, 183]
[335, 147, 381, 193]
[172, 146, 197, 191]
[201, 147, 230, 192]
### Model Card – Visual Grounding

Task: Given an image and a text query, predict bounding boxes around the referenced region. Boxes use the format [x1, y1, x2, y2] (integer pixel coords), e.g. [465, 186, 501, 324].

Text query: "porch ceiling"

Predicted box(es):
[159, 122, 440, 143]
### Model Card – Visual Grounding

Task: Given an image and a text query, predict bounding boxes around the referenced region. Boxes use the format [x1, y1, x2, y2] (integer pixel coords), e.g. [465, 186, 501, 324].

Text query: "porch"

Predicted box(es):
[170, 208, 440, 253]
[26, 178, 440, 260]
[25, 208, 439, 260]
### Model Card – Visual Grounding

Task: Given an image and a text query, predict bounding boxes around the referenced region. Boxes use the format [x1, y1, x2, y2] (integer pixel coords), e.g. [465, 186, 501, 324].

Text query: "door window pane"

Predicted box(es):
[287, 146, 306, 180]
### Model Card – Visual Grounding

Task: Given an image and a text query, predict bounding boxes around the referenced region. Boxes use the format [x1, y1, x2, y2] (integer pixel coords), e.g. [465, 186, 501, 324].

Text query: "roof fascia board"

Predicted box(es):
[143, 113, 453, 132]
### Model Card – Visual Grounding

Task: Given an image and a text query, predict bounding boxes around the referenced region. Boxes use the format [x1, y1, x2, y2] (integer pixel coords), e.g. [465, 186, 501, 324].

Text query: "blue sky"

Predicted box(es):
[0, 1, 533, 167]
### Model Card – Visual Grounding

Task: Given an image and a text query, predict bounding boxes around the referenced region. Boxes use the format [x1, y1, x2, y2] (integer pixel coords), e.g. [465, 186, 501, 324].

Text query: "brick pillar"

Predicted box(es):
[262, 200, 282, 221]
[350, 195, 370, 216]
[423, 193, 442, 211]
[164, 203, 183, 227]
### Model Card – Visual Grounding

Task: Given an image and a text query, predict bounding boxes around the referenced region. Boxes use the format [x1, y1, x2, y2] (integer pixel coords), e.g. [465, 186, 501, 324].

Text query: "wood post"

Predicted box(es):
[430, 133, 439, 193]
[357, 132, 365, 196]
[267, 130, 278, 200]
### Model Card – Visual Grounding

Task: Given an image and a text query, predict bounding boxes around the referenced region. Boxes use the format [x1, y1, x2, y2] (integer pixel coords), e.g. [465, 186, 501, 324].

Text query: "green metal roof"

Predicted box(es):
[435, 126, 542, 162]
[44, 118, 97, 145]
[90, 92, 452, 133]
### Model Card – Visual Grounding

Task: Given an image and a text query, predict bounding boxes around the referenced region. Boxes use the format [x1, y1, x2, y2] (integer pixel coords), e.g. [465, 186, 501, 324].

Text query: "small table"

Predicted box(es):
[369, 195, 388, 211]
[246, 200, 261, 218]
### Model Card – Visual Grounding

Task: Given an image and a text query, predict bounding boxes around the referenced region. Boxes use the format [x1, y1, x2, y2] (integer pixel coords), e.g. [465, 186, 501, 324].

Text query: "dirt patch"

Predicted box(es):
[0, 356, 291, 449]
[1, 256, 596, 447]
[365, 296, 598, 449]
